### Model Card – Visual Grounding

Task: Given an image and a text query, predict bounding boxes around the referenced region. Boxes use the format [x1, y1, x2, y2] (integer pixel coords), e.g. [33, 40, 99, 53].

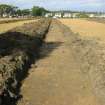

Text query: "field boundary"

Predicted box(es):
[0, 18, 39, 24]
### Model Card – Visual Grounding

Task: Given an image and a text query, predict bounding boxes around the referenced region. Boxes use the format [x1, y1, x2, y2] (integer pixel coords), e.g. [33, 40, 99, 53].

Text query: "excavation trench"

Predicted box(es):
[1, 19, 105, 105]
[0, 18, 51, 105]
[17, 20, 104, 105]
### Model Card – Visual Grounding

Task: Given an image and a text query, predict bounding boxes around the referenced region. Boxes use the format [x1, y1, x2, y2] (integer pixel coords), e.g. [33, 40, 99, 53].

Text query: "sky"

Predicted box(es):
[0, 0, 105, 12]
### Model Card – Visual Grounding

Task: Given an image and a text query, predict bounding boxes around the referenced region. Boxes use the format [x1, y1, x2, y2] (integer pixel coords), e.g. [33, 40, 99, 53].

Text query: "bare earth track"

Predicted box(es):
[17, 19, 105, 105]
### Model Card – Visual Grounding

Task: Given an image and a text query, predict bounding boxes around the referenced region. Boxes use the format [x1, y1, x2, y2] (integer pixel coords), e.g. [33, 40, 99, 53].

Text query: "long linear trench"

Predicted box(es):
[18, 20, 102, 105]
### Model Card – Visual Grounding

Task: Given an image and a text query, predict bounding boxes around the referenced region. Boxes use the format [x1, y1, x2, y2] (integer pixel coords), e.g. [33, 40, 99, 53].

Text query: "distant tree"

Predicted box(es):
[11, 6, 18, 15]
[31, 6, 48, 16]
[0, 4, 49, 17]
[15, 9, 31, 17]
[21, 9, 30, 16]
[0, 4, 18, 17]
[16, 9, 22, 16]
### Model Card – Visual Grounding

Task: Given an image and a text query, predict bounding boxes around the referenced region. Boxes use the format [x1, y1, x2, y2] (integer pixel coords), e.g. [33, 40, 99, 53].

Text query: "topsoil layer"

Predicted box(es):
[0, 18, 51, 104]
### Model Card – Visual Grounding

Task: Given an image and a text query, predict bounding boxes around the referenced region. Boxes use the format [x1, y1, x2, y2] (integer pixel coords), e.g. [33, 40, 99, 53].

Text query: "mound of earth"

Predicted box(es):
[0, 18, 51, 104]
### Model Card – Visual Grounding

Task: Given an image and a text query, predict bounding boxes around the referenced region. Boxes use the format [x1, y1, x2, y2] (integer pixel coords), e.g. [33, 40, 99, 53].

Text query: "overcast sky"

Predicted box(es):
[0, 0, 105, 12]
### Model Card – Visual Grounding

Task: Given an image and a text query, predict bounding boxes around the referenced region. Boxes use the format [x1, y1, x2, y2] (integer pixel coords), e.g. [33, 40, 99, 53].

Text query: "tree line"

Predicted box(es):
[0, 4, 49, 18]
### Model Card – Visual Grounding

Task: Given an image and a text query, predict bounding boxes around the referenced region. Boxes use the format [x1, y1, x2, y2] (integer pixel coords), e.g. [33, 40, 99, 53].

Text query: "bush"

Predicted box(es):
[76, 13, 89, 18]
[31, 6, 49, 16]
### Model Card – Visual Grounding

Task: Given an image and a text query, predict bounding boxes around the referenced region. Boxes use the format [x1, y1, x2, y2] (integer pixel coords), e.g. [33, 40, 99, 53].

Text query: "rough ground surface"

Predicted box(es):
[60, 19, 105, 105]
[0, 19, 51, 105]
[0, 19, 38, 33]
[17, 19, 105, 105]
[60, 19, 105, 40]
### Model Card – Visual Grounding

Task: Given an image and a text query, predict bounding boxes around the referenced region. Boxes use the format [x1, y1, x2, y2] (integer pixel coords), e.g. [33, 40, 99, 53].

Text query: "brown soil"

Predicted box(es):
[17, 19, 105, 105]
[0, 19, 51, 105]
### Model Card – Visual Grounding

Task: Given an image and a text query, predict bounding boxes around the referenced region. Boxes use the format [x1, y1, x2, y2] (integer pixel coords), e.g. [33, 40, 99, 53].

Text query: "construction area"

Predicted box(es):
[0, 18, 105, 105]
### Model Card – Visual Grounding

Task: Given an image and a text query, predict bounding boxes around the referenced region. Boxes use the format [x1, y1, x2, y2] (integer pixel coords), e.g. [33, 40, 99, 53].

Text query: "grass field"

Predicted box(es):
[0, 18, 37, 24]
[0, 19, 38, 33]
[0, 18, 22, 21]
[59, 19, 105, 41]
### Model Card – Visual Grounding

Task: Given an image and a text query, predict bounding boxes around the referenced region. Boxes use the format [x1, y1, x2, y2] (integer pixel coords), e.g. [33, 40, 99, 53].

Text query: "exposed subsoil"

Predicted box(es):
[0, 19, 51, 105]
[17, 19, 105, 105]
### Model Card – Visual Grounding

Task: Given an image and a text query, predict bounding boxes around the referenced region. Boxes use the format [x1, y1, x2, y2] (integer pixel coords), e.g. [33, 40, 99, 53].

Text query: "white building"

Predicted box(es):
[2, 13, 10, 18]
[63, 13, 72, 18]
[72, 13, 78, 18]
[45, 13, 53, 17]
[99, 14, 105, 18]
[54, 13, 62, 18]
[88, 14, 95, 18]
[96, 14, 105, 18]
[88, 13, 105, 18]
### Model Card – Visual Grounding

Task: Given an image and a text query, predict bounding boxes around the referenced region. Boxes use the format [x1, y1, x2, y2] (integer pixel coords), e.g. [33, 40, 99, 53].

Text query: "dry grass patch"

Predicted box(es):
[0, 19, 38, 33]
[59, 19, 105, 41]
